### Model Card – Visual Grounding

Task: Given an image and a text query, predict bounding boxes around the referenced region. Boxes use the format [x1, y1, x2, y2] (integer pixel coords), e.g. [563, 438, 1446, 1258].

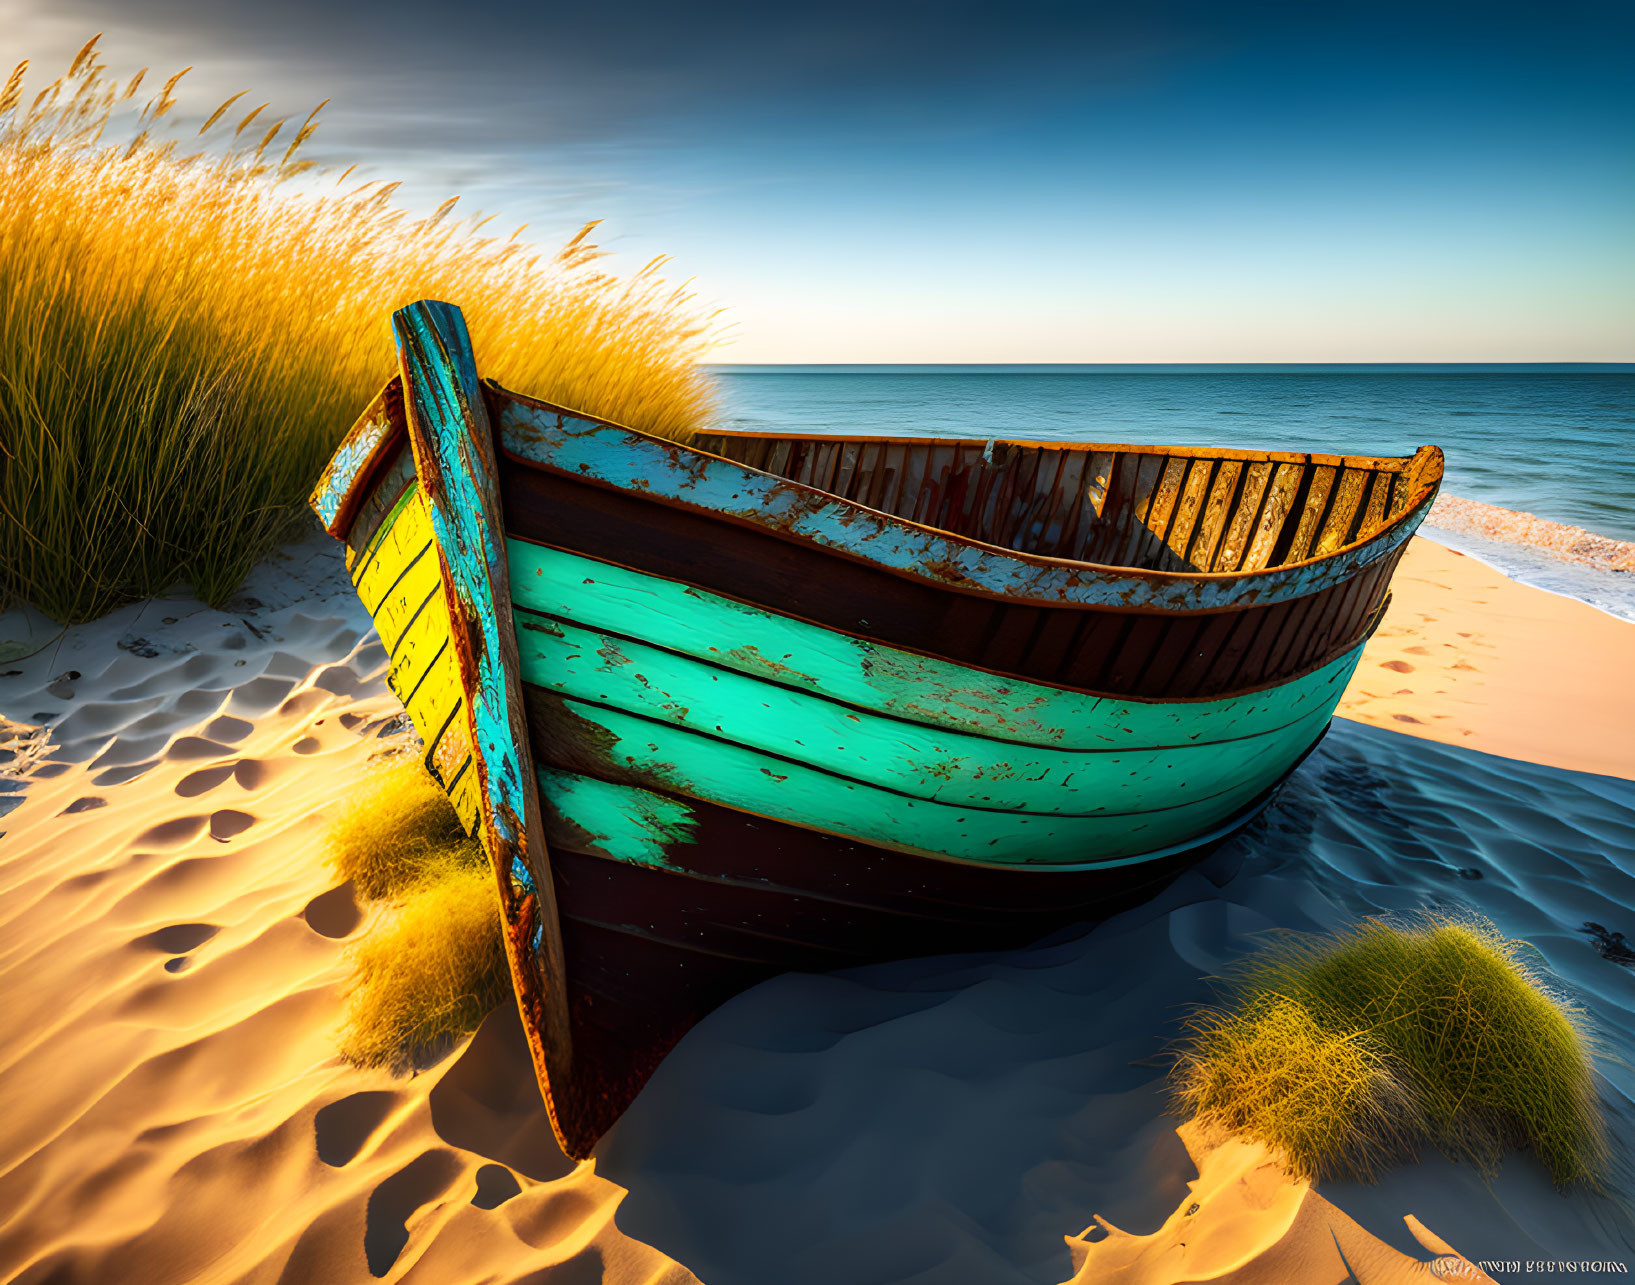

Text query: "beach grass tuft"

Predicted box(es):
[338, 855, 509, 1070]
[324, 757, 468, 901]
[0, 37, 719, 623]
[1171, 915, 1606, 1186]
[327, 758, 509, 1069]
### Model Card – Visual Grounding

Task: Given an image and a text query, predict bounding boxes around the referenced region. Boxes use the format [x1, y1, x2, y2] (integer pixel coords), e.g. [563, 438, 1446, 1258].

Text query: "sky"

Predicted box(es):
[3, 0, 1632, 362]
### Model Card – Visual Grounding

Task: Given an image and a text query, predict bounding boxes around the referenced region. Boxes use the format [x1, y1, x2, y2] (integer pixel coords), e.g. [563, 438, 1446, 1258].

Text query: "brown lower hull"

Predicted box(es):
[529, 746, 1311, 1153]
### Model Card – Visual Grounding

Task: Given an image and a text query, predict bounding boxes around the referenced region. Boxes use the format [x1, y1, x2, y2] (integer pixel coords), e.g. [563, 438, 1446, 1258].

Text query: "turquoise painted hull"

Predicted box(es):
[509, 542, 1364, 870]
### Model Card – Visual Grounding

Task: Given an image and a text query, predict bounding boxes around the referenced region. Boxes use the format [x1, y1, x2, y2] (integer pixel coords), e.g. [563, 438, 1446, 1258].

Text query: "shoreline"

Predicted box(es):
[1339, 536, 1635, 781]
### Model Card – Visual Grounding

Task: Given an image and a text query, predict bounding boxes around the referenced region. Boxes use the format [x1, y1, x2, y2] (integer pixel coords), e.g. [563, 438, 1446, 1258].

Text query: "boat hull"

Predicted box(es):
[311, 300, 1439, 1157]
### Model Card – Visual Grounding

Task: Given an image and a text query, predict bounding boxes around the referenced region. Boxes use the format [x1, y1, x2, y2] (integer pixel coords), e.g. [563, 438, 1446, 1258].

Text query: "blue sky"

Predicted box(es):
[4, 0, 1631, 360]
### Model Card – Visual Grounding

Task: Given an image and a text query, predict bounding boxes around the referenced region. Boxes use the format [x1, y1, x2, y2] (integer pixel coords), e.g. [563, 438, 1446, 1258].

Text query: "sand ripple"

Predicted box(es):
[0, 534, 698, 1285]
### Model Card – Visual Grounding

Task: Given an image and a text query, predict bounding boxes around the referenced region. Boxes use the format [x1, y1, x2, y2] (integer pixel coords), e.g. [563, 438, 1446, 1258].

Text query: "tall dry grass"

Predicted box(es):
[0, 37, 719, 622]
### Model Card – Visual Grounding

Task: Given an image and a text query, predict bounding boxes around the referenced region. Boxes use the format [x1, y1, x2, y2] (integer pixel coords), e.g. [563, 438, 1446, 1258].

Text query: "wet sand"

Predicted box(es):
[1, 522, 1632, 1284]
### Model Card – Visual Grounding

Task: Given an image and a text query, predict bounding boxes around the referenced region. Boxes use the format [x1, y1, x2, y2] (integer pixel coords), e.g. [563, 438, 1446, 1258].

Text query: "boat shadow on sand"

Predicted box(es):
[437, 718, 1635, 1284]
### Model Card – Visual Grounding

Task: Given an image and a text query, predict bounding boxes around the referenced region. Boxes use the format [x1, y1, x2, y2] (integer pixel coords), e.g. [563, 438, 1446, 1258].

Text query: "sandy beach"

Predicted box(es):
[1342, 535, 1635, 780]
[2, 520, 1632, 1284]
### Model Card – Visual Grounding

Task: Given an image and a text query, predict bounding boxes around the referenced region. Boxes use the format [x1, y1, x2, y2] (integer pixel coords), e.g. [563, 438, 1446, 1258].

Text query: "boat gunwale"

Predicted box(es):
[696, 424, 1430, 475]
[490, 381, 1444, 594]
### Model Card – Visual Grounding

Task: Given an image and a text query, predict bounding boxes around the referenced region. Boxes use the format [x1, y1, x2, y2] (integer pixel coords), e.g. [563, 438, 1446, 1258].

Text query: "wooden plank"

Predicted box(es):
[1164, 458, 1217, 570]
[1388, 470, 1411, 519]
[1313, 467, 1369, 556]
[1102, 616, 1170, 692]
[367, 552, 442, 655]
[1113, 454, 1168, 568]
[516, 614, 1337, 815]
[1197, 606, 1272, 697]
[1283, 464, 1336, 563]
[528, 690, 1331, 867]
[1037, 450, 1088, 557]
[1213, 461, 1273, 573]
[1189, 460, 1243, 572]
[1165, 611, 1242, 699]
[1138, 615, 1210, 696]
[898, 442, 932, 527]
[343, 444, 417, 569]
[832, 441, 862, 501]
[1257, 590, 1320, 682]
[1228, 598, 1295, 689]
[1141, 457, 1188, 564]
[1242, 462, 1306, 571]
[1357, 470, 1392, 542]
[309, 378, 405, 537]
[980, 605, 1044, 674]
[391, 300, 578, 1152]
[351, 484, 431, 613]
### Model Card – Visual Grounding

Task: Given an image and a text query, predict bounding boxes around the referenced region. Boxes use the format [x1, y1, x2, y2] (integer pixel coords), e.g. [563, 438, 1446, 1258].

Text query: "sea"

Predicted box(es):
[708, 363, 1635, 618]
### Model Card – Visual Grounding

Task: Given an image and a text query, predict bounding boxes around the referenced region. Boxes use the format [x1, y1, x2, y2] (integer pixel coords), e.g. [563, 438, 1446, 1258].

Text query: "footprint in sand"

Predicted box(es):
[365, 1150, 464, 1276]
[1403, 645, 1430, 655]
[1393, 713, 1424, 724]
[204, 714, 254, 743]
[209, 809, 256, 841]
[304, 881, 362, 939]
[1379, 660, 1414, 673]
[315, 1090, 398, 1167]
[176, 764, 237, 797]
[472, 1163, 522, 1209]
[135, 815, 209, 847]
[59, 796, 106, 814]
[167, 736, 238, 761]
[134, 922, 220, 954]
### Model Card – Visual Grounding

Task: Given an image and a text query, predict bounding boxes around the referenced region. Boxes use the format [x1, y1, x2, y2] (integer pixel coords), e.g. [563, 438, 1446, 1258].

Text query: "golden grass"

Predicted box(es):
[1171, 915, 1606, 1186]
[1, 37, 719, 622]
[324, 757, 467, 900]
[326, 757, 509, 1069]
[339, 858, 509, 1070]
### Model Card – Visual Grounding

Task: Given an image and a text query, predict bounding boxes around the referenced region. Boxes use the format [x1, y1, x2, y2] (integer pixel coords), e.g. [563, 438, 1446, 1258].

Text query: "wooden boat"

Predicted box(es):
[310, 300, 1443, 1158]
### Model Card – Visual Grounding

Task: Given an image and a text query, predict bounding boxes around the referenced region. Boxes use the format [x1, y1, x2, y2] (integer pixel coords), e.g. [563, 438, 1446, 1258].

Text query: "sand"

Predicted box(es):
[2, 519, 1633, 1284]
[1341, 536, 1635, 781]
[0, 537, 697, 1284]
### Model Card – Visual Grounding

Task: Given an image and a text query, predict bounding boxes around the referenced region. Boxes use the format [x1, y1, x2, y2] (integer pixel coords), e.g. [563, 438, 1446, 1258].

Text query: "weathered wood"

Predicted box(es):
[1284, 464, 1337, 563]
[1314, 466, 1370, 557]
[315, 312, 1443, 1161]
[1213, 460, 1273, 573]
[1242, 462, 1305, 571]
[310, 378, 405, 537]
[391, 301, 579, 1153]
[1190, 459, 1244, 572]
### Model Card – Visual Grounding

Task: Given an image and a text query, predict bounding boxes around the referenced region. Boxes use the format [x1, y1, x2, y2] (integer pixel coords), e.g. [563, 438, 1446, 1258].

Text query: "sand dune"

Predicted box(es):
[3, 530, 1633, 1284]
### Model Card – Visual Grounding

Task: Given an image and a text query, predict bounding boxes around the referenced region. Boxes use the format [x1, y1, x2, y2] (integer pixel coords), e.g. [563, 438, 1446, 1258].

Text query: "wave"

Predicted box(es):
[1424, 495, 1635, 623]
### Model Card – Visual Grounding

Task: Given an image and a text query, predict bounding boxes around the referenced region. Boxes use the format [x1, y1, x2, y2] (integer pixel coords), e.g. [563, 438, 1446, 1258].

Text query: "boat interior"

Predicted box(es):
[691, 433, 1443, 575]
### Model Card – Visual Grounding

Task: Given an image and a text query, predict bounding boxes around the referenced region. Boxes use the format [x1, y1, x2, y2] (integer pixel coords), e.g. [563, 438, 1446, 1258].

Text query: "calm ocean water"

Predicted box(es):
[707, 365, 1635, 543]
